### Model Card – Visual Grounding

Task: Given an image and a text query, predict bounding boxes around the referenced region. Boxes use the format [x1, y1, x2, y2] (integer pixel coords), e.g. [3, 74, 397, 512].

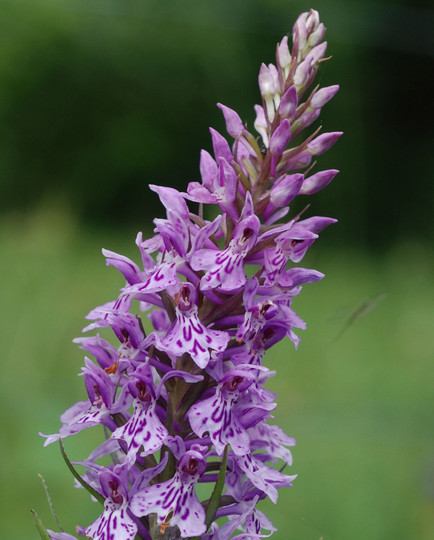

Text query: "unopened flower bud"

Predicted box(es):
[270, 173, 304, 206]
[254, 104, 269, 147]
[291, 108, 321, 137]
[307, 9, 326, 48]
[270, 119, 291, 156]
[294, 9, 326, 61]
[306, 9, 321, 35]
[308, 131, 342, 156]
[277, 35, 291, 80]
[311, 85, 340, 109]
[299, 169, 339, 195]
[293, 13, 308, 58]
[278, 85, 298, 118]
[259, 63, 280, 122]
[293, 56, 313, 89]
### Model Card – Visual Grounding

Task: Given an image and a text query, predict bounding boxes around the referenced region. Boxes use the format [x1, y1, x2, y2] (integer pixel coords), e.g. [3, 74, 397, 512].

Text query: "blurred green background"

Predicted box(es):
[0, 0, 433, 538]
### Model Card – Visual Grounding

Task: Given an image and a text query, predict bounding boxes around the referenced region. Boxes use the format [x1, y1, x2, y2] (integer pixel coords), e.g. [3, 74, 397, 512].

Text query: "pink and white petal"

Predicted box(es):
[172, 486, 206, 537]
[85, 500, 137, 540]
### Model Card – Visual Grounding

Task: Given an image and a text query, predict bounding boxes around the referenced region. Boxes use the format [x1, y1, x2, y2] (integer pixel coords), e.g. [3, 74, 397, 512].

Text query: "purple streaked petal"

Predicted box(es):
[112, 398, 169, 462]
[249, 422, 296, 466]
[73, 335, 117, 370]
[284, 267, 324, 286]
[156, 314, 230, 369]
[188, 214, 222, 256]
[85, 499, 137, 540]
[131, 450, 207, 537]
[122, 262, 179, 295]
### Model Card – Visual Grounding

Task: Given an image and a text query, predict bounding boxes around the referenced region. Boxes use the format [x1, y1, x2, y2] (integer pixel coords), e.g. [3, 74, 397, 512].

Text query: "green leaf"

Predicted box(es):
[203, 445, 229, 534]
[59, 438, 105, 505]
[30, 509, 51, 540]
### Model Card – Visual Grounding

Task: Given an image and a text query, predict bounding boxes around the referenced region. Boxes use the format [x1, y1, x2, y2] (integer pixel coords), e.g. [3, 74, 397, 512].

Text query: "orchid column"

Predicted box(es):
[40, 9, 341, 540]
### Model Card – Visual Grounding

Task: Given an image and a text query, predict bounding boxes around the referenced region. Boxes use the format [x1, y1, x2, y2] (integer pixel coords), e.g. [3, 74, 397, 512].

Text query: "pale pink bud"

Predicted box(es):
[281, 149, 312, 173]
[293, 13, 308, 56]
[253, 104, 269, 147]
[293, 56, 313, 88]
[306, 9, 321, 35]
[308, 132, 342, 156]
[278, 35, 291, 79]
[259, 63, 280, 122]
[307, 41, 328, 65]
[294, 10, 326, 62]
[278, 36, 291, 68]
[258, 63, 277, 99]
[291, 109, 321, 137]
[311, 85, 340, 108]
[297, 216, 337, 234]
[304, 10, 326, 50]
[300, 169, 339, 195]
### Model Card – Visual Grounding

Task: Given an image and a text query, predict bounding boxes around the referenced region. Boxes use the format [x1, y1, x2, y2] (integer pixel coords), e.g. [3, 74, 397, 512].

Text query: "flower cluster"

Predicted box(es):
[42, 9, 341, 540]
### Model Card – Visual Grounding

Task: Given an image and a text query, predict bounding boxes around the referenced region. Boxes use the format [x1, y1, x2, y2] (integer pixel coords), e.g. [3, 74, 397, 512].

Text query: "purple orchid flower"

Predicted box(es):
[111, 363, 169, 464]
[130, 448, 207, 537]
[85, 468, 138, 540]
[191, 205, 261, 292]
[147, 282, 230, 368]
[40, 9, 341, 539]
[189, 367, 257, 456]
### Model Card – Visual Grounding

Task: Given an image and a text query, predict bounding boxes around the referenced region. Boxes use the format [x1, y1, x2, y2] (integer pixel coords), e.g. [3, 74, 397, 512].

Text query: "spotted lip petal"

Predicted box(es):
[191, 213, 260, 292]
[145, 282, 230, 368]
[189, 368, 256, 456]
[235, 453, 297, 504]
[112, 397, 169, 464]
[130, 450, 207, 538]
[85, 472, 138, 540]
